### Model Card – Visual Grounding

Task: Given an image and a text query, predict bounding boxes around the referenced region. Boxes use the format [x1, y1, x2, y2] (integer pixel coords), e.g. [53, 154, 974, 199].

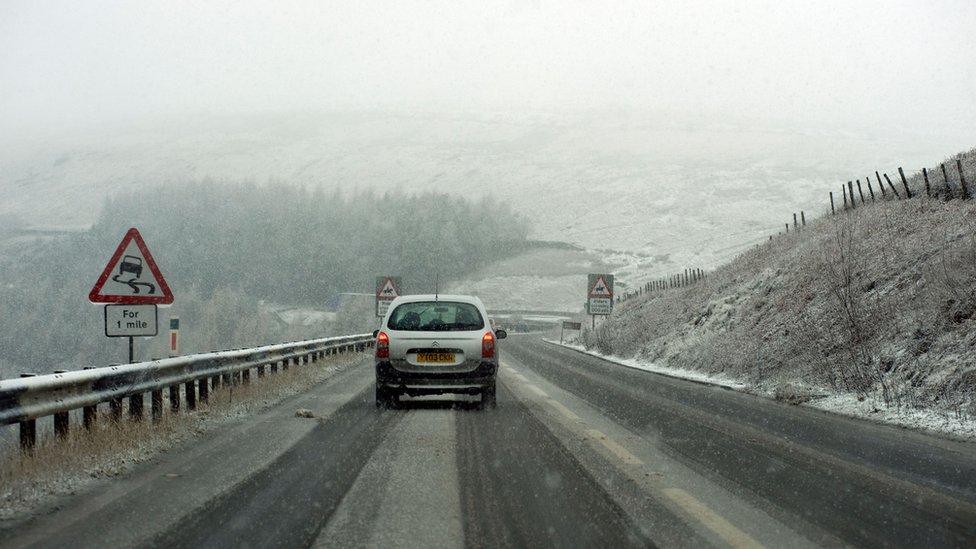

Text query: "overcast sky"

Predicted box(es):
[2, 0, 975, 137]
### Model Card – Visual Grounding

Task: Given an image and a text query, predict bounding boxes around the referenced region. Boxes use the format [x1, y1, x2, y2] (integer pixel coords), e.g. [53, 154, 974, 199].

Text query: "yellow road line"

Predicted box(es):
[585, 429, 643, 466]
[547, 399, 581, 422]
[662, 488, 763, 549]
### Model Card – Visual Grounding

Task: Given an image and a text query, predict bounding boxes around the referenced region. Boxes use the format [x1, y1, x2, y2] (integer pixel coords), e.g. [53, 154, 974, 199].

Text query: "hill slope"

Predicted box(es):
[585, 148, 976, 421]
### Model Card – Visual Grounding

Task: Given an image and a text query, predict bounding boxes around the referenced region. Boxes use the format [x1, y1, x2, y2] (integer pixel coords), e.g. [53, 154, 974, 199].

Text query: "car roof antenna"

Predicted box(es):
[434, 273, 439, 301]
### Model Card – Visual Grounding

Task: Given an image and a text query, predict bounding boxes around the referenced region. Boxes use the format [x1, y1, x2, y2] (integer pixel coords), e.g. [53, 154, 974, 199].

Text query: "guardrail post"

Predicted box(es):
[83, 403, 97, 430]
[19, 419, 36, 452]
[242, 368, 251, 384]
[80, 367, 98, 428]
[110, 398, 123, 421]
[257, 364, 266, 377]
[54, 411, 69, 438]
[212, 374, 221, 390]
[169, 385, 180, 412]
[282, 357, 290, 371]
[185, 380, 197, 410]
[151, 389, 163, 421]
[129, 393, 144, 420]
[271, 361, 279, 374]
[51, 370, 70, 437]
[198, 377, 209, 403]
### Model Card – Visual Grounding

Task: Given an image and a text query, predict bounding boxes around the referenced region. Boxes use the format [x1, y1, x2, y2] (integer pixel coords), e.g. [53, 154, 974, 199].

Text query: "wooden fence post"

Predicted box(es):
[842, 186, 849, 208]
[957, 159, 970, 199]
[875, 171, 887, 198]
[801, 211, 806, 226]
[847, 181, 856, 209]
[830, 191, 835, 214]
[898, 167, 913, 198]
[856, 180, 866, 204]
[866, 178, 876, 201]
[793, 213, 798, 230]
[883, 173, 900, 198]
[941, 162, 952, 198]
[922, 167, 931, 197]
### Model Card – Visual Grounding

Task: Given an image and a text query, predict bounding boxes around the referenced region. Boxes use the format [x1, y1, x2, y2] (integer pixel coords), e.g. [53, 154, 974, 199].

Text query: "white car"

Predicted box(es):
[374, 294, 505, 409]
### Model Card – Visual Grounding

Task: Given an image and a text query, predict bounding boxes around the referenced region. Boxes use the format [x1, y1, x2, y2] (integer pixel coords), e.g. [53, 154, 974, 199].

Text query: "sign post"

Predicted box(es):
[587, 273, 614, 329]
[89, 228, 174, 363]
[375, 276, 402, 318]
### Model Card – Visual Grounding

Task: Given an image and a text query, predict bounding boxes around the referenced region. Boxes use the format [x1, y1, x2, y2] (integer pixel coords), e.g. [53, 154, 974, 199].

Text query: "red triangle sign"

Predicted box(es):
[89, 228, 174, 304]
[589, 276, 612, 298]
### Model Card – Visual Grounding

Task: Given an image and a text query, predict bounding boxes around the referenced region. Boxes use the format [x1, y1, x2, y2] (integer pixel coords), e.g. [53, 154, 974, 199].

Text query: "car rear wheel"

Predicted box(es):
[375, 384, 397, 409]
[481, 381, 497, 409]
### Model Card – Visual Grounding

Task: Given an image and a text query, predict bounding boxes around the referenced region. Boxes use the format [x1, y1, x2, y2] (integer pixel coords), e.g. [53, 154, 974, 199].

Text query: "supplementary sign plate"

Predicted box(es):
[104, 304, 158, 337]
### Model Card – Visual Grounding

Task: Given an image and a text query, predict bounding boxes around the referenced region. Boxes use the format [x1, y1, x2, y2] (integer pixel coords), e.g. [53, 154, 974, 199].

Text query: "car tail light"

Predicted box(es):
[376, 332, 390, 359]
[482, 331, 495, 359]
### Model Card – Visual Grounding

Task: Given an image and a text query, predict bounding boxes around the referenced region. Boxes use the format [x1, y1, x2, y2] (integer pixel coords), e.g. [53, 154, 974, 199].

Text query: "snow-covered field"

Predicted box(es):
[548, 339, 976, 441]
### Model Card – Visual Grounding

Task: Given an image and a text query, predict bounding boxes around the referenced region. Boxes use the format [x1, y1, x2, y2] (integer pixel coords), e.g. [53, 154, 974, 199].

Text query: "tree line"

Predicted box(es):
[0, 181, 529, 375]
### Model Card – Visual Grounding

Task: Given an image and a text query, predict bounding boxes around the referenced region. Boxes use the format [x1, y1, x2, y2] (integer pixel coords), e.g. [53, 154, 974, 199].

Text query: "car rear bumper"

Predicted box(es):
[376, 360, 496, 394]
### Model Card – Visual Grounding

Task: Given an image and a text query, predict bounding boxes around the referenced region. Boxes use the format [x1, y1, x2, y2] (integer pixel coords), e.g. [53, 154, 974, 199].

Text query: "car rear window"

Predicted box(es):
[387, 301, 484, 331]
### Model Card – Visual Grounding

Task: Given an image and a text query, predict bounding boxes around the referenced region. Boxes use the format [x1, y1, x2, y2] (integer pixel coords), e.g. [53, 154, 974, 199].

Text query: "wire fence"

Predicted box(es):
[615, 155, 974, 304]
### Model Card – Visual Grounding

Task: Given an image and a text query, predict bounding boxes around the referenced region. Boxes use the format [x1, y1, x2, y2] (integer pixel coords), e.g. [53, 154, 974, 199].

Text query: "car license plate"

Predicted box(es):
[416, 352, 455, 363]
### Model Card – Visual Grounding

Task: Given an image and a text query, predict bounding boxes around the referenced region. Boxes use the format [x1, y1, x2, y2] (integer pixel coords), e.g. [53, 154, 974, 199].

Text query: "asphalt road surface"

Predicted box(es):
[3, 334, 976, 548]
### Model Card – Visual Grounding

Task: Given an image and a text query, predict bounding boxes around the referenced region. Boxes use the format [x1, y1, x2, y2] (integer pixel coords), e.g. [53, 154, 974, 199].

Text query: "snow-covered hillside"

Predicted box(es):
[2, 111, 968, 284]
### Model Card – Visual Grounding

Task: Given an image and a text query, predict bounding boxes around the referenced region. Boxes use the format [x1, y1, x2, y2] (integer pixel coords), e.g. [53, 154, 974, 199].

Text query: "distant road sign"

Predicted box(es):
[104, 304, 158, 337]
[375, 276, 402, 317]
[562, 321, 582, 330]
[587, 273, 614, 316]
[89, 228, 174, 305]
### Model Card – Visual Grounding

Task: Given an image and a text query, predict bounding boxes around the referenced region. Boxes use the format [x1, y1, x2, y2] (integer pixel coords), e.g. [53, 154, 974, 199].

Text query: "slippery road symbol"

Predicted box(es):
[111, 255, 157, 294]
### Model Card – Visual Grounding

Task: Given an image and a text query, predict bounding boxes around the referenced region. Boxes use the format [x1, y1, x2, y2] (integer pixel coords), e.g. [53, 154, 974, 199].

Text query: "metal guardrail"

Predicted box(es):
[0, 333, 374, 450]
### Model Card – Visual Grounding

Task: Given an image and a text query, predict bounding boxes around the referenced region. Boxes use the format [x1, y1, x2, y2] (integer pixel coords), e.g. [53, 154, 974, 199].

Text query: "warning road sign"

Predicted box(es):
[375, 276, 402, 317]
[588, 275, 613, 298]
[587, 273, 614, 316]
[89, 228, 174, 305]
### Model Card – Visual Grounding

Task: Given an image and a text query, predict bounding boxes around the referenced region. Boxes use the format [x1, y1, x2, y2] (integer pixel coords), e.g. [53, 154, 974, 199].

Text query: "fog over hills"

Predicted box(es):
[2, 110, 972, 283]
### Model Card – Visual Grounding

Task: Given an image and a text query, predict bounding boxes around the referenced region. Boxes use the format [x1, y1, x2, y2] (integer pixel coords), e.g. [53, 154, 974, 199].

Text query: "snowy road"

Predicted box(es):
[3, 336, 976, 548]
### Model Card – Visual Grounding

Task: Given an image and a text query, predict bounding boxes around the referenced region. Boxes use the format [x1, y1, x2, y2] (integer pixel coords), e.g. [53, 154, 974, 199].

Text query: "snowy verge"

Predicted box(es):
[543, 339, 751, 392]
[543, 339, 976, 442]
